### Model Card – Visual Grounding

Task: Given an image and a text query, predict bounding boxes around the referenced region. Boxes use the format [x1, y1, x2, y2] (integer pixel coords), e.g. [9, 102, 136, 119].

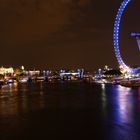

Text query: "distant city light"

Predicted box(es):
[21, 66, 24, 70]
[0, 67, 14, 75]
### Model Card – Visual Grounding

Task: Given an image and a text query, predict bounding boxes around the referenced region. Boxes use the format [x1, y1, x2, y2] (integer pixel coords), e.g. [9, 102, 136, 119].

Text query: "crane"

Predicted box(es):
[131, 32, 140, 51]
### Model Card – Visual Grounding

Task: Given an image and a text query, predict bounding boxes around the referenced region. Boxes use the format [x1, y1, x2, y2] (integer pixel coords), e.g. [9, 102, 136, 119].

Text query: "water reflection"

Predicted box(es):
[0, 82, 140, 140]
[0, 83, 18, 95]
[138, 87, 140, 101]
[0, 83, 46, 115]
[115, 85, 132, 123]
[101, 85, 140, 140]
[101, 84, 107, 117]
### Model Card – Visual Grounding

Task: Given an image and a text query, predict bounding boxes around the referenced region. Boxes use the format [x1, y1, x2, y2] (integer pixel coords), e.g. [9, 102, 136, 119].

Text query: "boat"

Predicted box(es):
[120, 78, 140, 87]
[36, 76, 45, 81]
[18, 77, 29, 83]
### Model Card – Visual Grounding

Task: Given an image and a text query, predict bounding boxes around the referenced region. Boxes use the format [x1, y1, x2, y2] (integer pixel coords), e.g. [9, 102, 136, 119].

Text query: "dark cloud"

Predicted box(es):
[0, 0, 139, 70]
[0, 0, 92, 45]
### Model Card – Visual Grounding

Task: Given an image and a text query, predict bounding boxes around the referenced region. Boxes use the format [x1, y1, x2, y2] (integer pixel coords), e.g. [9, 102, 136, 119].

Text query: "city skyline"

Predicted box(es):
[0, 0, 140, 70]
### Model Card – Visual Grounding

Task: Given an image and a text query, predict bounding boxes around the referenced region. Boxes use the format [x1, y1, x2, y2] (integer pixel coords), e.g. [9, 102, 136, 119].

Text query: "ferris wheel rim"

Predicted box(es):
[113, 0, 139, 73]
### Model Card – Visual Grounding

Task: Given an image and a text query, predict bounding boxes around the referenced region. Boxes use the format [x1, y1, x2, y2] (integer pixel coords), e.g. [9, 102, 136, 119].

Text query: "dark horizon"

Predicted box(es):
[0, 0, 140, 70]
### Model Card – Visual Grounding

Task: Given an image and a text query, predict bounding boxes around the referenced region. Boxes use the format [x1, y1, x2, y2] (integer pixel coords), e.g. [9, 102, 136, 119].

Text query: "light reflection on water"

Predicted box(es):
[101, 84, 140, 140]
[0, 82, 46, 115]
[138, 87, 140, 100]
[0, 83, 18, 95]
[0, 82, 140, 139]
[101, 84, 107, 117]
[114, 85, 132, 123]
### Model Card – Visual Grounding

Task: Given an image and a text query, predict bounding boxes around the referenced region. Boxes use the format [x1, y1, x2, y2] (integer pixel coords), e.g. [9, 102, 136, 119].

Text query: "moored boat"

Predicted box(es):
[120, 78, 140, 87]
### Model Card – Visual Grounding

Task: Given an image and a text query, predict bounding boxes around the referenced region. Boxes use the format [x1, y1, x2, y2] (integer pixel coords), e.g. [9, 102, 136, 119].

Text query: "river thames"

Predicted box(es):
[0, 81, 140, 140]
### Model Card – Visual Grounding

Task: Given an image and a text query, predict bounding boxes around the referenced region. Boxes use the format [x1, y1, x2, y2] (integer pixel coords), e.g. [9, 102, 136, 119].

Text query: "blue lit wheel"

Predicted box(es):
[113, 0, 139, 73]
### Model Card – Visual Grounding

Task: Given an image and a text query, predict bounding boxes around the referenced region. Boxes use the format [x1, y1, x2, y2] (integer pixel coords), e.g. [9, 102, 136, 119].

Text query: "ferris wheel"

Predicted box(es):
[113, 0, 140, 73]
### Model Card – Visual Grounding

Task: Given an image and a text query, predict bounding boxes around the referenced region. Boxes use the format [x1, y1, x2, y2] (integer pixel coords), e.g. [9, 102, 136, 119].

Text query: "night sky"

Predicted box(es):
[0, 0, 140, 70]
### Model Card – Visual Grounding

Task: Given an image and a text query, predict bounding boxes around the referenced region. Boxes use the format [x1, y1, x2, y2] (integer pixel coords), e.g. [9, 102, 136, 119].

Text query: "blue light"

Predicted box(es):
[113, 0, 139, 73]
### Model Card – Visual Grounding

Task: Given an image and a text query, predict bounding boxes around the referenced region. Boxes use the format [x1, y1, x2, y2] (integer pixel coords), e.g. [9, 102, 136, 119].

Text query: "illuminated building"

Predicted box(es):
[0, 67, 14, 75]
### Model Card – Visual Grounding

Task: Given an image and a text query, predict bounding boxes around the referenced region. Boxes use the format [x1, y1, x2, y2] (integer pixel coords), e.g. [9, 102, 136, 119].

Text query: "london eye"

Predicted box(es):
[113, 0, 140, 73]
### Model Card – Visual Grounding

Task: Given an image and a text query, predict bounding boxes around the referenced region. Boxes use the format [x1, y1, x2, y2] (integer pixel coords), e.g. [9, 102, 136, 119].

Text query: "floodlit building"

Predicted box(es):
[0, 67, 14, 75]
